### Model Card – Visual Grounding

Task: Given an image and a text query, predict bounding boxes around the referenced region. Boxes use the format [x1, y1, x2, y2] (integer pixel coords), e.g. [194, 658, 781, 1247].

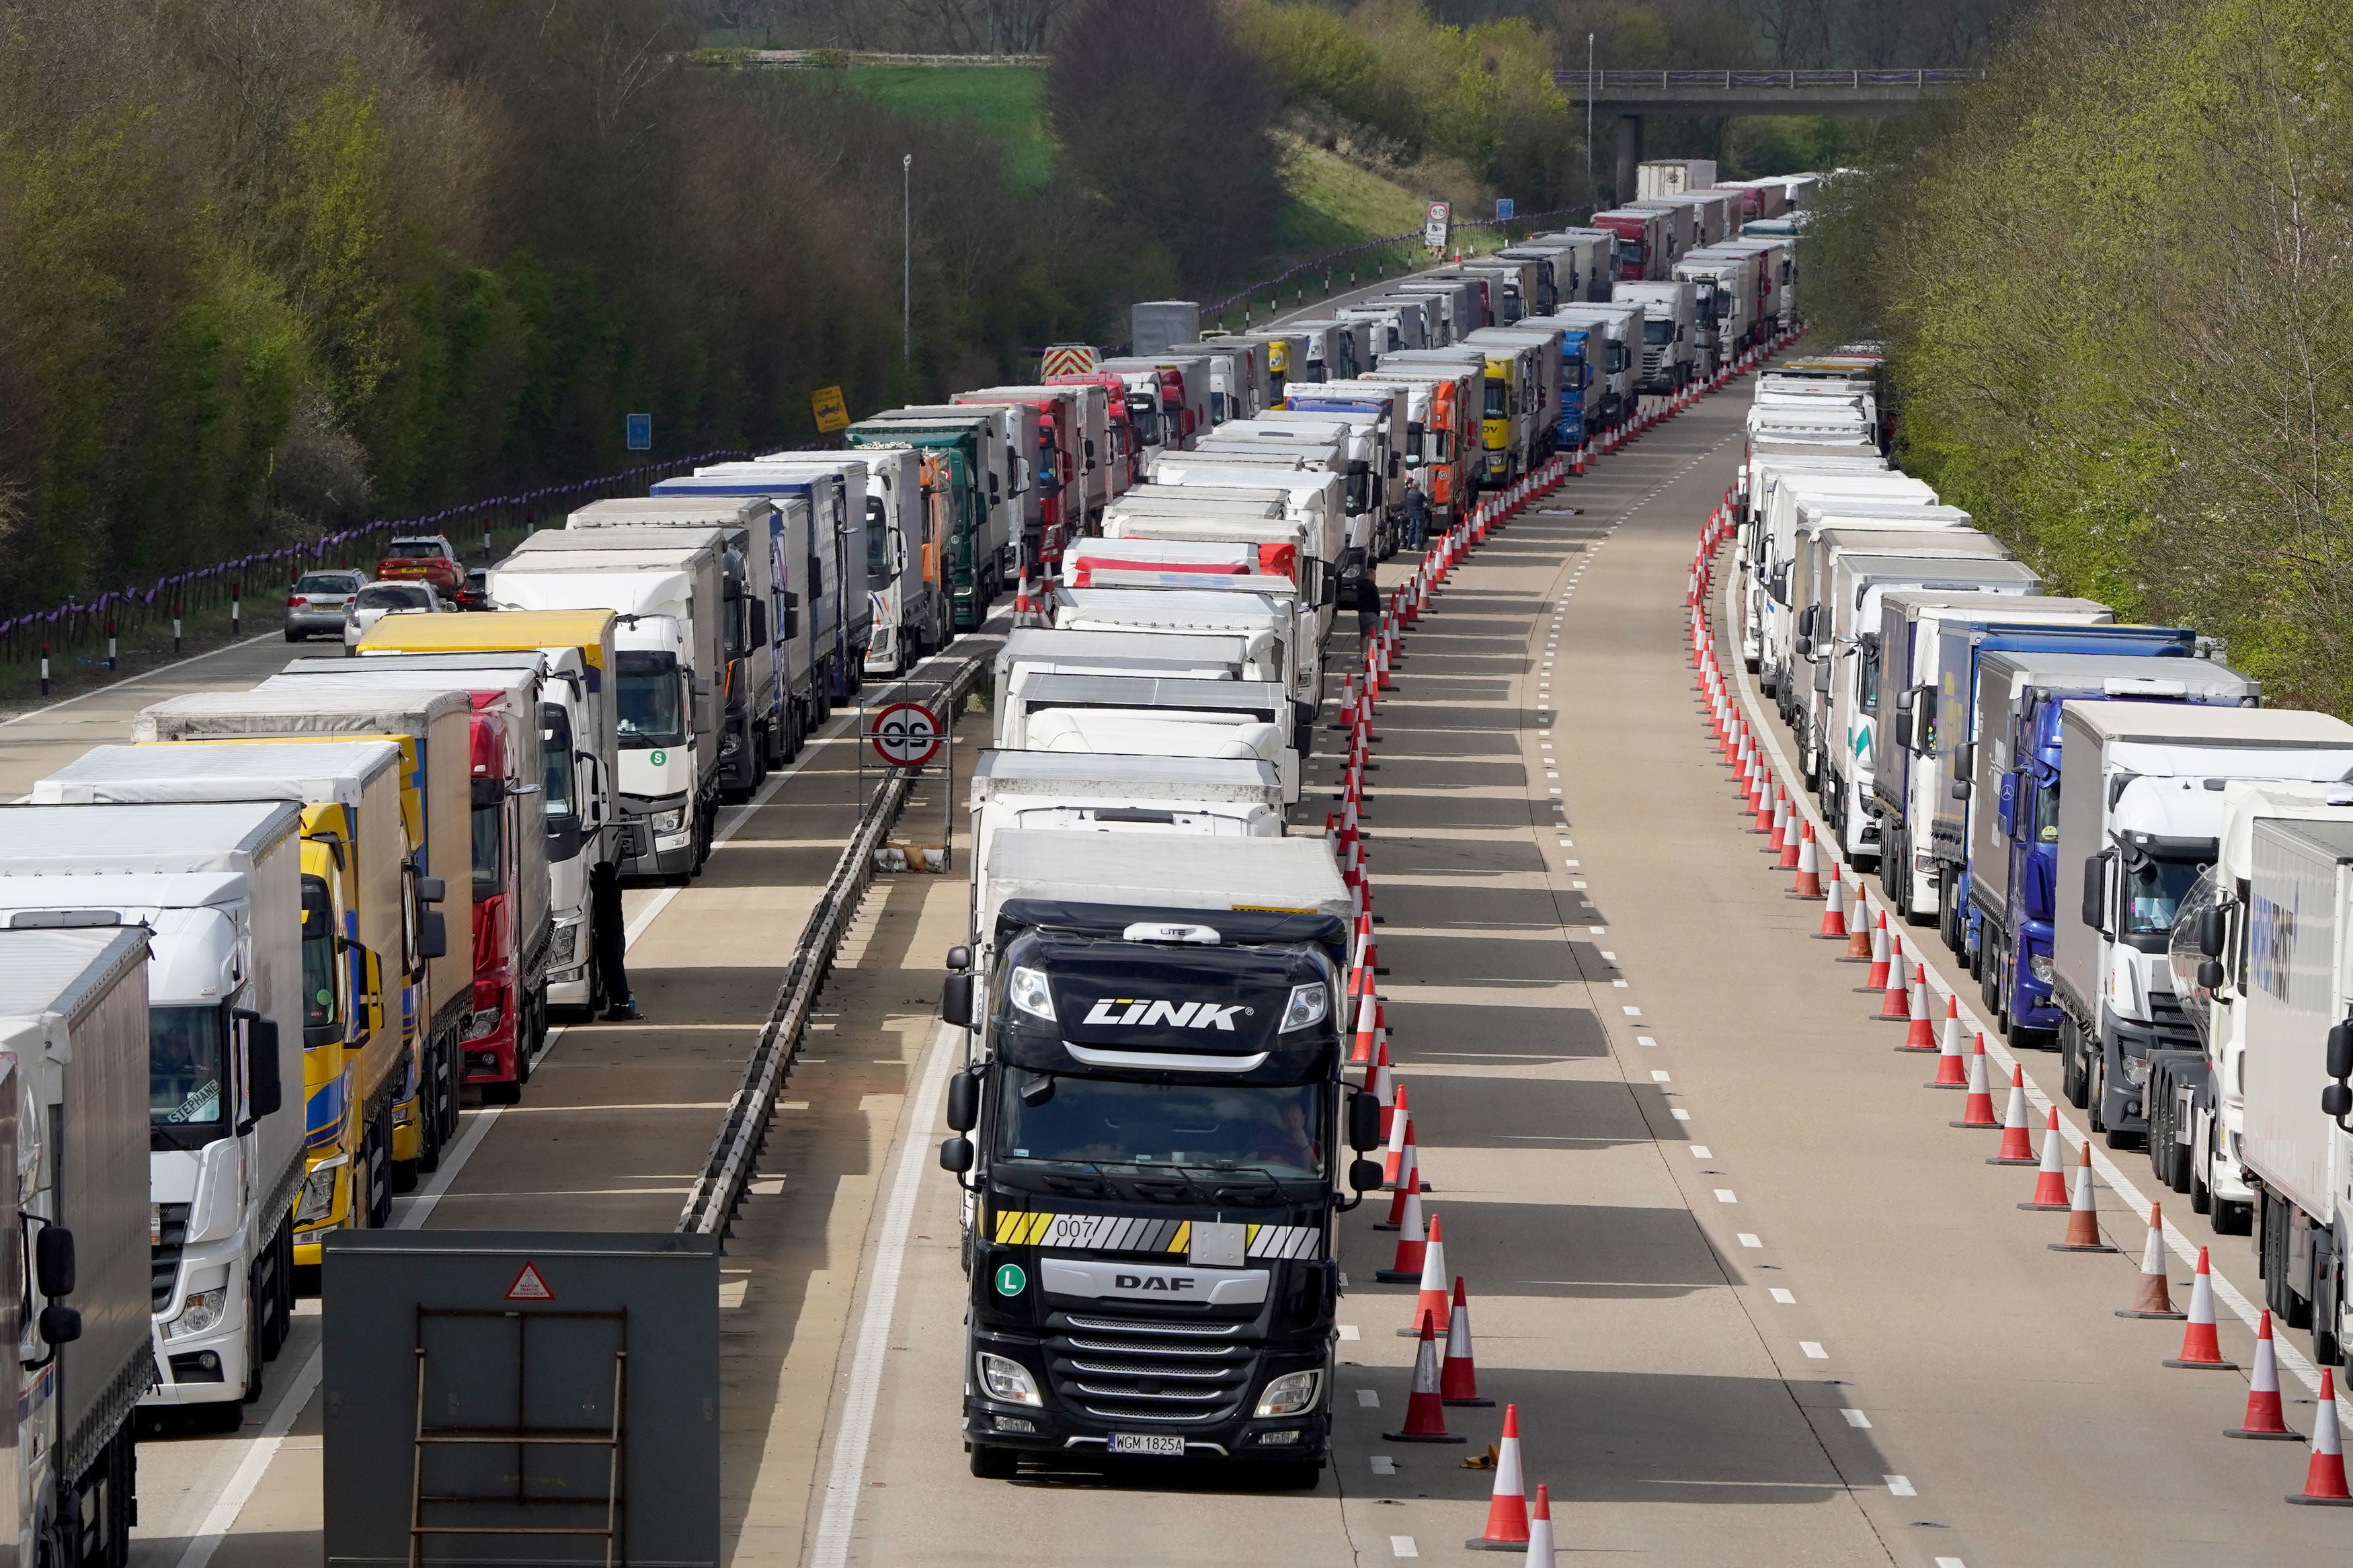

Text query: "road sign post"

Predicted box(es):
[868, 698, 953, 870]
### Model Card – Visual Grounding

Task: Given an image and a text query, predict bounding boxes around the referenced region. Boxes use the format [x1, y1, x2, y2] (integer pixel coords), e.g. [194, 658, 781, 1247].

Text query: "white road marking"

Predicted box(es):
[1391, 1538, 1420, 1559]
[1884, 1475, 1916, 1497]
[1589, 925, 1607, 935]
[1841, 1408, 1872, 1428]
[1650, 1070, 1671, 1082]
[1623, 1006, 1642, 1017]
[1671, 1108, 1691, 1122]
[1370, 1455, 1396, 1475]
[1737, 1233, 1761, 1247]
[1612, 979, 1630, 988]
[1800, 1342, 1827, 1359]
[1769, 1288, 1795, 1304]
[1714, 1189, 1738, 1204]
[809, 1020, 958, 1568]
[1338, 1324, 1360, 1341]
[1357, 1388, 1380, 1407]
[1689, 1146, 1712, 1158]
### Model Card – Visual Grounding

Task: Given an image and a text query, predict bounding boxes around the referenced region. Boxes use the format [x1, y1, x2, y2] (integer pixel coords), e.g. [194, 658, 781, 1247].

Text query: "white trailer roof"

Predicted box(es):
[1013, 673, 1286, 715]
[983, 830, 1349, 920]
[2062, 702, 2353, 748]
[996, 630, 1247, 674]
[1021, 711, 1278, 760]
[971, 751, 1281, 803]
[0, 800, 302, 871]
[0, 926, 149, 1023]
[134, 686, 469, 741]
[34, 741, 401, 809]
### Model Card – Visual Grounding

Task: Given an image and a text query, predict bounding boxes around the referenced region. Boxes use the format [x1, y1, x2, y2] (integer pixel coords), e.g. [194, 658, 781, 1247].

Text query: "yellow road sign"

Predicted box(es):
[810, 384, 849, 433]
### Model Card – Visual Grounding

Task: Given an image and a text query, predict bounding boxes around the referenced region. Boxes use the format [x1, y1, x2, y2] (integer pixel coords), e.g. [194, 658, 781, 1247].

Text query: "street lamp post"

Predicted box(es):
[1586, 34, 1595, 201]
[902, 153, 913, 366]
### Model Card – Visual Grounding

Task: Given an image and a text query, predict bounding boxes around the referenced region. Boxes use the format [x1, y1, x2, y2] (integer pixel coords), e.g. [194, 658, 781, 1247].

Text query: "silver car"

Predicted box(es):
[342, 581, 446, 651]
[285, 569, 366, 641]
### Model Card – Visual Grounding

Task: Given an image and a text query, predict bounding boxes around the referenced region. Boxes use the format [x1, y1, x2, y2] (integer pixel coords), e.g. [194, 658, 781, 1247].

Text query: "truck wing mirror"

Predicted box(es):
[235, 1012, 283, 1123]
[946, 944, 971, 971]
[2198, 907, 2226, 958]
[415, 876, 446, 905]
[2082, 853, 2108, 932]
[418, 909, 448, 961]
[36, 1305, 80, 1350]
[938, 1137, 975, 1175]
[945, 1067, 981, 1132]
[1349, 1157, 1384, 1194]
[1950, 776, 1970, 800]
[1894, 688, 1915, 716]
[2329, 1021, 2353, 1082]
[471, 776, 504, 810]
[2197, 958, 2225, 991]
[34, 1223, 73, 1298]
[748, 597, 768, 646]
[941, 973, 976, 1029]
[1349, 1089, 1384, 1152]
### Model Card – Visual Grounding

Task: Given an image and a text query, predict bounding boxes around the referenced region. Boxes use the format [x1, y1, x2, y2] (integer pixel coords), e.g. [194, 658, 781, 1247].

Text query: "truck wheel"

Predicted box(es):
[968, 1443, 1019, 1480]
[2088, 1057, 2108, 1136]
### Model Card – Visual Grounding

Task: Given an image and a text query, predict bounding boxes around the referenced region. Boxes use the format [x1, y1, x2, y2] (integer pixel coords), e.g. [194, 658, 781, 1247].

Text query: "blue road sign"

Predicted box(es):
[625, 413, 652, 451]
[1496, 198, 1515, 220]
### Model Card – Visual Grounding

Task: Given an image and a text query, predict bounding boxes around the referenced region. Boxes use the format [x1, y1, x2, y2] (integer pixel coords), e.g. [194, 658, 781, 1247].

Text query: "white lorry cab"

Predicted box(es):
[967, 751, 1285, 894]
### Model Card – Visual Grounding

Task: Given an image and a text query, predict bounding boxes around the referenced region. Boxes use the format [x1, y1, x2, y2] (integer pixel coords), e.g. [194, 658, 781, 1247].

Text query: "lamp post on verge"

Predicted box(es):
[1586, 34, 1595, 202]
[902, 153, 913, 366]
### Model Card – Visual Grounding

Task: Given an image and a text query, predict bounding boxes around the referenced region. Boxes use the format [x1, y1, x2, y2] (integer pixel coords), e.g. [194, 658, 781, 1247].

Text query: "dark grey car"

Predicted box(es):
[286, 569, 366, 641]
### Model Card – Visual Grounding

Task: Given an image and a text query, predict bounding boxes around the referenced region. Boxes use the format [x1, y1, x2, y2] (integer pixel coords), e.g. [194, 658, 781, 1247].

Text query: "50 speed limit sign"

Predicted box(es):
[870, 702, 942, 768]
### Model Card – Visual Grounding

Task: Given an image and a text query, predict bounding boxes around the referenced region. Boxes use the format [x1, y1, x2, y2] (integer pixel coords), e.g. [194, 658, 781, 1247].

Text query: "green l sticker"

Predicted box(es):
[994, 1262, 1027, 1296]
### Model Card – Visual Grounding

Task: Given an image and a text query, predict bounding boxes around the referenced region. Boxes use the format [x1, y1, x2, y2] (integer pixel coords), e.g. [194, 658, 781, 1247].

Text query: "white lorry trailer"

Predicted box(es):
[0, 925, 154, 1564]
[1611, 280, 1700, 390]
[992, 628, 1255, 713]
[0, 802, 303, 1431]
[997, 672, 1301, 802]
[967, 752, 1285, 893]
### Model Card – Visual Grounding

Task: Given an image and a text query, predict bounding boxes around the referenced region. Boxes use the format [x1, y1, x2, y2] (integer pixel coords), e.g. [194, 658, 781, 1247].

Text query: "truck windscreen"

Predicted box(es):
[541, 704, 575, 821]
[151, 1005, 226, 1136]
[616, 649, 685, 748]
[471, 798, 504, 901]
[996, 1077, 1326, 1180]
[2124, 855, 2206, 938]
[1644, 319, 1677, 345]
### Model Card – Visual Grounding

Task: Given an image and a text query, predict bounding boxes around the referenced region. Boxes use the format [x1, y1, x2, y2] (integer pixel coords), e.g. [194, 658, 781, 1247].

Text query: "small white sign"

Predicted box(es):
[1423, 202, 1451, 252]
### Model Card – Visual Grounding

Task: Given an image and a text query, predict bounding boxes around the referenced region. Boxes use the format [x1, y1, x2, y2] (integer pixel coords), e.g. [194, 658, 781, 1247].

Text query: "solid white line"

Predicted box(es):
[169, 1350, 323, 1568]
[1716, 547, 2353, 1419]
[0, 630, 276, 729]
[808, 1020, 958, 1568]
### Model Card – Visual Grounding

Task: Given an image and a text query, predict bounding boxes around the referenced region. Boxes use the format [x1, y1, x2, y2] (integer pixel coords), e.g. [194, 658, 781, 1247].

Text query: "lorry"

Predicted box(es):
[847, 409, 1013, 625]
[264, 664, 551, 1107]
[1100, 493, 1341, 641]
[1100, 360, 1210, 456]
[805, 446, 946, 677]
[1138, 462, 1347, 579]
[374, 534, 463, 594]
[488, 532, 724, 881]
[1374, 347, 1519, 489]
[1189, 340, 1276, 419]
[1754, 470, 1936, 695]
[132, 688, 475, 1205]
[1964, 649, 2243, 1044]
[1868, 594, 2119, 918]
[1544, 304, 1644, 440]
[1536, 231, 1620, 302]
[1638, 158, 1716, 198]
[1779, 504, 1993, 733]
[1672, 254, 1755, 369]
[1591, 208, 1672, 280]
[1360, 366, 1479, 525]
[2052, 704, 2353, 1146]
[0, 925, 155, 1562]
[0, 798, 306, 1428]
[1464, 326, 1566, 468]
[935, 831, 1380, 1483]
[1050, 588, 1316, 749]
[991, 628, 1257, 715]
[1131, 301, 1201, 358]
[958, 385, 1095, 543]
[968, 753, 1285, 893]
[1198, 414, 1394, 563]
[655, 461, 873, 713]
[2168, 784, 2353, 1233]
[1611, 280, 1699, 392]
[998, 672, 1301, 801]
[350, 610, 621, 1013]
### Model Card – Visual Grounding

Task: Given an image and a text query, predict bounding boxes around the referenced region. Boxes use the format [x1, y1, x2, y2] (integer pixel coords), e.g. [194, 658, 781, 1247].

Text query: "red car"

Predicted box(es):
[376, 534, 463, 592]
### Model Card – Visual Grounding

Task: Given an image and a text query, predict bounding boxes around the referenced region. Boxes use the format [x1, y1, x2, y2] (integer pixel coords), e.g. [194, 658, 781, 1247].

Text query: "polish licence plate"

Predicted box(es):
[1109, 1433, 1185, 1457]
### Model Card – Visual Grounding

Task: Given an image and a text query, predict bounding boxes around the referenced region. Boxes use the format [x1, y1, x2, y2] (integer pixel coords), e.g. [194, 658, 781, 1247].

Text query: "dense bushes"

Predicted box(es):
[1805, 0, 2353, 712]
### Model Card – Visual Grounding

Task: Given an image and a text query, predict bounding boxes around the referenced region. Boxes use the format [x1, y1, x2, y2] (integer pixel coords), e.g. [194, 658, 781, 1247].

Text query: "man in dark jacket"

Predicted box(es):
[591, 860, 638, 1021]
[1353, 571, 1382, 651]
[1404, 472, 1431, 552]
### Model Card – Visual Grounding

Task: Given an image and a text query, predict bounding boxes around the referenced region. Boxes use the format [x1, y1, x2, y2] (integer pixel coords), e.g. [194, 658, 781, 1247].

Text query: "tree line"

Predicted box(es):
[1802, 0, 2353, 714]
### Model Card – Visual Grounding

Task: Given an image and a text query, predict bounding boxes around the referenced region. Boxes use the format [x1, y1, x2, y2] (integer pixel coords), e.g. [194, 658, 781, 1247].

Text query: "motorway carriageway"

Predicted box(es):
[15, 352, 2331, 1566]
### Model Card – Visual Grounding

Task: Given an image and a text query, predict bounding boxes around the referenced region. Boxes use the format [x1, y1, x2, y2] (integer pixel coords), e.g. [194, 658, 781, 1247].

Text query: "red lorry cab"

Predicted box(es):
[1046, 371, 1143, 487]
[462, 706, 522, 1096]
[378, 534, 463, 592]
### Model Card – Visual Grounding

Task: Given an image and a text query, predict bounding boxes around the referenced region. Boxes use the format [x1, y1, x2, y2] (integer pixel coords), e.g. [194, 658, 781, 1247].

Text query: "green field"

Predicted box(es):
[841, 67, 1056, 194]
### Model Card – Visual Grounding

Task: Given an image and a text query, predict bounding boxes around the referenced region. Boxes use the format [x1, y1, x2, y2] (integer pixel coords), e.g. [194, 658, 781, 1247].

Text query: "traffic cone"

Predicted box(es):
[2019, 1109, 2070, 1207]
[1750, 774, 1773, 832]
[1378, 1141, 1421, 1231]
[1777, 810, 1804, 872]
[1466, 1404, 1531, 1549]
[1950, 1036, 1999, 1125]
[1439, 1278, 1492, 1406]
[1377, 1189, 1427, 1283]
[1927, 1000, 1968, 1079]
[2163, 1247, 2237, 1367]
[1383, 1314, 1464, 1444]
[1527, 1485, 1556, 1568]
[1988, 1068, 2037, 1163]
[1895, 968, 1938, 1050]
[1400, 1214, 1450, 1335]
[2287, 1370, 2353, 1503]
[1811, 854, 1843, 930]
[2225, 1312, 2301, 1439]
[1874, 943, 1910, 1019]
[1351, 989, 1378, 1065]
[1858, 910, 1890, 985]
[1371, 1044, 1395, 1137]
[1763, 786, 1789, 848]
[1382, 1087, 1412, 1184]
[2116, 1204, 2184, 1319]
[2050, 1142, 2117, 1251]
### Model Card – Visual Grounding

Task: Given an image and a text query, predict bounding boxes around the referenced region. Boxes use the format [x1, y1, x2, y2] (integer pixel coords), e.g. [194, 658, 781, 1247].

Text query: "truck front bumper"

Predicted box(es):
[142, 1243, 250, 1407]
[617, 807, 697, 878]
[963, 1329, 1330, 1467]
[2100, 1006, 2200, 1134]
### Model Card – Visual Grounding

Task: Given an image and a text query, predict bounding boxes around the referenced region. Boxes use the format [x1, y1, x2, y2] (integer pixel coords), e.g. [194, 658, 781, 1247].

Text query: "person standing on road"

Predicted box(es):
[1404, 472, 1430, 552]
[1353, 571, 1381, 653]
[591, 860, 639, 1021]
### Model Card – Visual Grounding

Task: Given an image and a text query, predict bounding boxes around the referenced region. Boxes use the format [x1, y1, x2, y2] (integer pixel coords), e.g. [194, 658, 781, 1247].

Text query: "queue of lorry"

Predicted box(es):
[1728, 337, 2353, 1389]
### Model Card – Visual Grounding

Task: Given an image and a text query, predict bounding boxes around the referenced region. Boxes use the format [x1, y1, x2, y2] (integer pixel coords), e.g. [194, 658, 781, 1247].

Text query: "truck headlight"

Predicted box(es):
[1280, 983, 1330, 1033]
[551, 921, 580, 966]
[1254, 1369, 1323, 1417]
[1007, 966, 1056, 1023]
[165, 1288, 227, 1340]
[2029, 951, 2053, 983]
[2124, 1055, 2150, 1087]
[462, 999, 504, 1043]
[296, 1157, 348, 1225]
[649, 807, 687, 835]
[977, 1352, 1042, 1407]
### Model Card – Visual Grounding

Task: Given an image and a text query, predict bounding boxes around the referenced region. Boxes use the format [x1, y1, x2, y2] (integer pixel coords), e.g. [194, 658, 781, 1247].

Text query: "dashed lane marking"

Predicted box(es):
[1841, 1409, 1872, 1428]
[1800, 1342, 1828, 1360]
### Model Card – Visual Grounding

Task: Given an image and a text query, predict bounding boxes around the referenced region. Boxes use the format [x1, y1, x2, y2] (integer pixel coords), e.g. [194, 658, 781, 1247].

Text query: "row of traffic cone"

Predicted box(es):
[1687, 481, 2353, 1510]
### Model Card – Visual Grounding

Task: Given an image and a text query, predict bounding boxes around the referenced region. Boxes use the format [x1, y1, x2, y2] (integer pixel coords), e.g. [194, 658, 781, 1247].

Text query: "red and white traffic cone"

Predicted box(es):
[1439, 1278, 1492, 1406]
[2020, 1109, 2071, 1207]
[1466, 1404, 1531, 1549]
[1858, 911, 1891, 986]
[1841, 893, 1874, 962]
[1383, 1314, 1464, 1444]
[1896, 968, 1938, 1051]
[1810, 853, 1843, 928]
[1371, 1043, 1395, 1138]
[2226, 1311, 2300, 1439]
[1927, 1001, 1968, 1081]
[1988, 1067, 2037, 1163]
[1378, 1140, 1421, 1231]
[1874, 943, 1911, 1019]
[2116, 1203, 2184, 1319]
[1400, 1214, 1450, 1335]
[2287, 1370, 2353, 1503]
[2163, 1247, 2237, 1368]
[1377, 1189, 1427, 1283]
[1527, 1485, 1556, 1568]
[1777, 810, 1804, 872]
[1382, 1085, 1412, 1184]
[1351, 989, 1378, 1065]
[1950, 1036, 1999, 1124]
[2051, 1142, 2117, 1251]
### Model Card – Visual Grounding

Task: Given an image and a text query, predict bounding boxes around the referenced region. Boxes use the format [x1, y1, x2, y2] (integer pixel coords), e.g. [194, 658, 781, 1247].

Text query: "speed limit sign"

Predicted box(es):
[870, 702, 942, 768]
